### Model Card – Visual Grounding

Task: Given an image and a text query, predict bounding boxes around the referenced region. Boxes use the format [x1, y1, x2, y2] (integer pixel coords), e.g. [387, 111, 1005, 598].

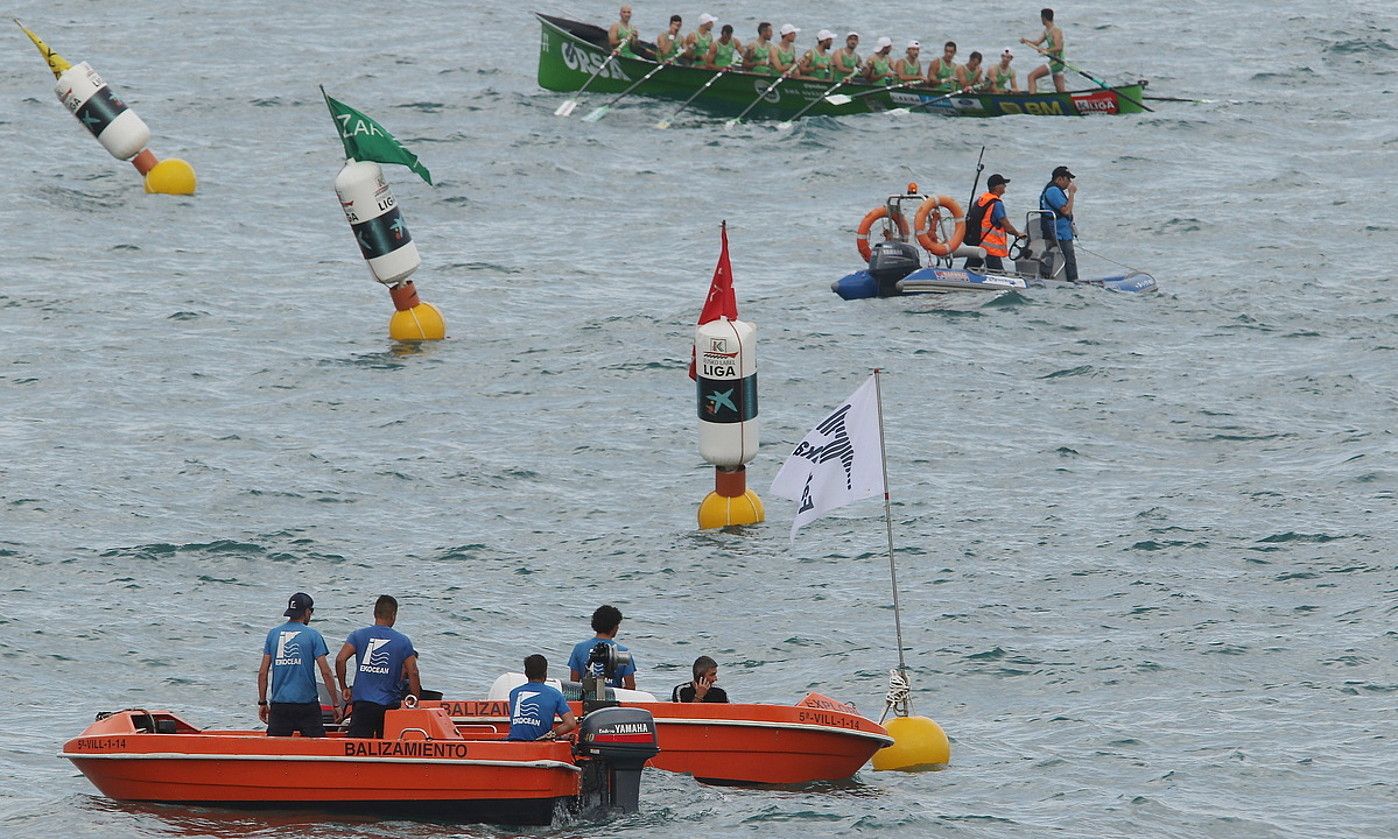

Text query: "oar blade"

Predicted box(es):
[775, 120, 793, 132]
[655, 118, 672, 129]
[554, 99, 578, 117]
[825, 93, 852, 106]
[582, 105, 610, 122]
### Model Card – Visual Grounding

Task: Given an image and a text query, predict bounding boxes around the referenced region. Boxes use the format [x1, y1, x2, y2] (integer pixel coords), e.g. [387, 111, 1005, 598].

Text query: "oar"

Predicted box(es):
[777, 77, 851, 130]
[583, 61, 667, 122]
[826, 77, 926, 107]
[1025, 43, 1154, 113]
[725, 66, 799, 128]
[555, 44, 624, 117]
[1143, 95, 1213, 104]
[656, 68, 727, 128]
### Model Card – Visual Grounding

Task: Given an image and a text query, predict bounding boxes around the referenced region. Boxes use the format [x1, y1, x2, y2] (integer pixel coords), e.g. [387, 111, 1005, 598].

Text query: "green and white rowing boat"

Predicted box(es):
[538, 14, 1149, 121]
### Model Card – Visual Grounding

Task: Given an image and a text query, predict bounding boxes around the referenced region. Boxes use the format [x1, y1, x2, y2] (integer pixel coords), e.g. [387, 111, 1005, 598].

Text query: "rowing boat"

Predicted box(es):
[537, 14, 1148, 120]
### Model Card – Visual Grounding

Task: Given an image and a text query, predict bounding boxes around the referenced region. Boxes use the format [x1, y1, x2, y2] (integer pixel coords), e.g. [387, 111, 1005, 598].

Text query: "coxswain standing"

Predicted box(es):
[685, 13, 717, 63]
[744, 22, 775, 75]
[705, 24, 741, 70]
[655, 15, 684, 63]
[985, 48, 1018, 93]
[609, 5, 640, 58]
[894, 41, 923, 83]
[956, 51, 985, 92]
[1021, 7, 1067, 93]
[926, 41, 959, 92]
[798, 30, 836, 80]
[863, 36, 896, 85]
[964, 173, 1025, 273]
[771, 24, 800, 75]
[831, 32, 862, 79]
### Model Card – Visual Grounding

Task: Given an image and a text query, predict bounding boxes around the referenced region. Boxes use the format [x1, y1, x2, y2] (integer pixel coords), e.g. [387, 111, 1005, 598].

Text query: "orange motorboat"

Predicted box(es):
[62, 704, 659, 825]
[444, 690, 893, 785]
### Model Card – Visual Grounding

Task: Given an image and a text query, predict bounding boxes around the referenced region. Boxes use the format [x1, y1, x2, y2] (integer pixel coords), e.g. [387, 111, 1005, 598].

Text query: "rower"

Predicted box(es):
[964, 173, 1024, 273]
[686, 13, 717, 64]
[956, 50, 985, 92]
[743, 22, 775, 75]
[609, 5, 640, 59]
[507, 655, 578, 741]
[894, 41, 923, 83]
[705, 24, 741, 70]
[798, 30, 836, 80]
[771, 24, 800, 75]
[1020, 7, 1067, 93]
[925, 41, 959, 92]
[863, 36, 896, 85]
[831, 32, 861, 79]
[655, 15, 684, 63]
[985, 48, 1018, 93]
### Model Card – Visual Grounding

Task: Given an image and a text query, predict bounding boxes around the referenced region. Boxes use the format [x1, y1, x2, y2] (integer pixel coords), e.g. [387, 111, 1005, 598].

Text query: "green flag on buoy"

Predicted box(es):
[320, 87, 432, 185]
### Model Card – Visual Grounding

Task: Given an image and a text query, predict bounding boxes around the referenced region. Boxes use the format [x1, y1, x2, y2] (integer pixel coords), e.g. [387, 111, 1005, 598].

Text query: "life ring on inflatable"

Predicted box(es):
[914, 195, 966, 256]
[856, 207, 911, 262]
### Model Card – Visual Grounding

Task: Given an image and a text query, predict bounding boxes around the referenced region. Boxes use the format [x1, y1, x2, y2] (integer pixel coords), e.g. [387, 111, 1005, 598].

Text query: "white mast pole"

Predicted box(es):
[873, 368, 910, 720]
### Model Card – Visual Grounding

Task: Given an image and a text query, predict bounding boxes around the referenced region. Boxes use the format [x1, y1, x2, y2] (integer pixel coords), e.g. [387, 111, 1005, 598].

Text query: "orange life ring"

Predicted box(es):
[856, 207, 911, 262]
[914, 195, 966, 256]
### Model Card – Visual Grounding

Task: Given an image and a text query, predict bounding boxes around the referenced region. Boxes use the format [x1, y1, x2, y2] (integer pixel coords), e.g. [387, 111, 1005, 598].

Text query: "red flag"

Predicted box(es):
[689, 221, 738, 380]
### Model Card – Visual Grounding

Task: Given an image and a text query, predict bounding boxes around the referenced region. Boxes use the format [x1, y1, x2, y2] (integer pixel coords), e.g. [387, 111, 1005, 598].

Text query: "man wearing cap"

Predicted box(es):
[1039, 166, 1078, 280]
[655, 15, 685, 63]
[986, 49, 1018, 93]
[771, 24, 801, 75]
[863, 37, 896, 85]
[608, 5, 639, 59]
[832, 33, 861, 80]
[926, 41, 959, 92]
[798, 30, 836, 80]
[742, 22, 775, 75]
[894, 41, 923, 83]
[257, 592, 338, 737]
[335, 594, 421, 738]
[964, 174, 1025, 272]
[685, 14, 718, 64]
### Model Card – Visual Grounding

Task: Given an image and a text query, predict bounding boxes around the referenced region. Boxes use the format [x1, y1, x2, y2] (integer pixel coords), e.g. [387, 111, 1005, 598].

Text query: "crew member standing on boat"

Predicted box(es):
[964, 174, 1024, 272]
[832, 32, 862, 80]
[926, 41, 959, 92]
[655, 15, 685, 63]
[894, 41, 924, 83]
[258, 592, 339, 737]
[797, 30, 835, 80]
[609, 5, 640, 58]
[985, 48, 1018, 93]
[956, 50, 985, 92]
[1021, 8, 1067, 93]
[705, 24, 741, 70]
[685, 13, 717, 64]
[743, 22, 775, 75]
[568, 604, 637, 690]
[1039, 165, 1079, 280]
[771, 24, 800, 75]
[508, 655, 578, 741]
[863, 36, 896, 85]
[336, 594, 421, 738]
[672, 655, 730, 703]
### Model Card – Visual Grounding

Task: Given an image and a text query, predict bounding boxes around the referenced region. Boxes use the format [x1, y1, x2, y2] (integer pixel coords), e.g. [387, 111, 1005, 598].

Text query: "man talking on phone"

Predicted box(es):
[672, 655, 729, 703]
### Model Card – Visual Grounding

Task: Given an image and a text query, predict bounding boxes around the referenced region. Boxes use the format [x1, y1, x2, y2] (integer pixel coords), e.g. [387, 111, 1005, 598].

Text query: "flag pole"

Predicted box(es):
[872, 368, 911, 722]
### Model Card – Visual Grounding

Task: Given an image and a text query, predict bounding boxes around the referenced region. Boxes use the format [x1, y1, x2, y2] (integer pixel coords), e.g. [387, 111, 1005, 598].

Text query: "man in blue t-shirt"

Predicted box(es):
[568, 604, 637, 690]
[257, 591, 339, 737]
[335, 594, 421, 738]
[508, 655, 578, 741]
[1039, 165, 1079, 281]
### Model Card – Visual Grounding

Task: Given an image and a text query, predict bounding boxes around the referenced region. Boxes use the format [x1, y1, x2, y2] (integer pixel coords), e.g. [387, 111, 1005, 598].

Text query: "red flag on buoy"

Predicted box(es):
[689, 221, 738, 380]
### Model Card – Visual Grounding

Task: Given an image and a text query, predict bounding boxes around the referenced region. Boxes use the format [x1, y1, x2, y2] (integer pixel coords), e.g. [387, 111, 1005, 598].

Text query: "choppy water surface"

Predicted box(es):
[1, 1, 1394, 837]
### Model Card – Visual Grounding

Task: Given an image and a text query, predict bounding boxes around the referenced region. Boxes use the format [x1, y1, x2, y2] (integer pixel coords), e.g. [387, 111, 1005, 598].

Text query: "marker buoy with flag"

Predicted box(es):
[771, 371, 950, 770]
[692, 222, 763, 529]
[322, 88, 443, 341]
[16, 20, 196, 195]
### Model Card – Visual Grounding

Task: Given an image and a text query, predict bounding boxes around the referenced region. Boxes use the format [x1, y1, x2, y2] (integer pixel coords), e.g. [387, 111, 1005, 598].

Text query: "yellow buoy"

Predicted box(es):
[698, 466, 764, 528]
[388, 302, 446, 341]
[144, 158, 196, 195]
[872, 715, 950, 771]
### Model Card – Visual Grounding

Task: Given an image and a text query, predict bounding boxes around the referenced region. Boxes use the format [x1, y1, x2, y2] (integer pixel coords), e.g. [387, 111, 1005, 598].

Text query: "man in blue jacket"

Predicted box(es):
[1040, 165, 1078, 280]
[336, 595, 421, 738]
[568, 604, 637, 690]
[257, 592, 339, 736]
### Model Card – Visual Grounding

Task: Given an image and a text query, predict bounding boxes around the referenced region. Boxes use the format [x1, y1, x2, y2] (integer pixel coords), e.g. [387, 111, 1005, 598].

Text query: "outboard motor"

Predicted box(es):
[575, 706, 660, 814]
[867, 240, 921, 297]
[581, 642, 633, 714]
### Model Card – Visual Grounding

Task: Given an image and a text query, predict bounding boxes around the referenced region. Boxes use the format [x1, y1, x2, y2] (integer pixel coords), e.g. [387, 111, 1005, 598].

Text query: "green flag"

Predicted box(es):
[321, 88, 433, 185]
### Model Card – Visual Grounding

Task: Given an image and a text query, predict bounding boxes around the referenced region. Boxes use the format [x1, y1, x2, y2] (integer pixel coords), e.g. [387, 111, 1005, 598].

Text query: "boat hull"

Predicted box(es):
[834, 266, 1157, 298]
[537, 14, 1146, 120]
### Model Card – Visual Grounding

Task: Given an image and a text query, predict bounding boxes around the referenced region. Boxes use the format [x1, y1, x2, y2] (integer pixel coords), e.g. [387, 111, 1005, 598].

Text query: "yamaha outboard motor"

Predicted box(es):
[576, 707, 660, 814]
[867, 240, 921, 297]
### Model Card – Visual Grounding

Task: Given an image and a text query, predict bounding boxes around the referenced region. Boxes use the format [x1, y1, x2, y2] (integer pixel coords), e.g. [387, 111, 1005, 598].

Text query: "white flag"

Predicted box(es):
[770, 375, 885, 539]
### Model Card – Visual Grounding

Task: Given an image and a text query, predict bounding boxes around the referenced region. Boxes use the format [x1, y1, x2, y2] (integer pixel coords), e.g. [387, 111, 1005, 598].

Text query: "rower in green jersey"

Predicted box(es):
[894, 40, 923, 83]
[985, 48, 1018, 93]
[798, 30, 836, 80]
[863, 36, 896, 85]
[831, 33, 862, 80]
[955, 50, 985, 92]
[925, 41, 959, 92]
[655, 15, 684, 63]
[705, 24, 741, 69]
[686, 13, 717, 63]
[744, 22, 775, 75]
[608, 5, 639, 58]
[771, 23, 800, 75]
[1021, 7, 1067, 93]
